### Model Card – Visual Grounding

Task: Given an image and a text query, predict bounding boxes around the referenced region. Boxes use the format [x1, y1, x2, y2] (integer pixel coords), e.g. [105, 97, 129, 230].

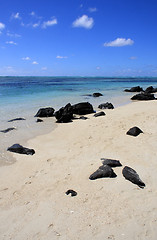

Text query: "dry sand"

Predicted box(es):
[0, 100, 157, 240]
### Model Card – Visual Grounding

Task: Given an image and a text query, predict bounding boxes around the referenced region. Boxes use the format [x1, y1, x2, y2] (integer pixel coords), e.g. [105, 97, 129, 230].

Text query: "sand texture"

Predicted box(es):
[0, 100, 157, 240]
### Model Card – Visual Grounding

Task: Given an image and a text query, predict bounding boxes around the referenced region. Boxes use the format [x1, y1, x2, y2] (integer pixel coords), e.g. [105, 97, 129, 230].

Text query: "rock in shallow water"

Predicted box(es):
[98, 102, 114, 109]
[7, 144, 35, 155]
[93, 92, 103, 97]
[122, 166, 145, 188]
[126, 126, 143, 137]
[0, 127, 16, 133]
[89, 165, 117, 180]
[35, 107, 55, 118]
[8, 117, 26, 122]
[145, 86, 157, 93]
[124, 86, 144, 92]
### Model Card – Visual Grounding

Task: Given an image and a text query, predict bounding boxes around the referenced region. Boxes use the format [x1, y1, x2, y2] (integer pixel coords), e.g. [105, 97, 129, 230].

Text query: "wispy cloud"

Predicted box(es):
[104, 38, 134, 47]
[30, 11, 35, 16]
[72, 15, 94, 29]
[6, 41, 17, 45]
[96, 66, 101, 70]
[7, 32, 21, 38]
[32, 22, 40, 28]
[0, 22, 5, 30]
[42, 18, 57, 28]
[11, 12, 21, 20]
[0, 22, 5, 34]
[22, 57, 31, 60]
[56, 55, 68, 59]
[88, 7, 97, 12]
[32, 61, 39, 65]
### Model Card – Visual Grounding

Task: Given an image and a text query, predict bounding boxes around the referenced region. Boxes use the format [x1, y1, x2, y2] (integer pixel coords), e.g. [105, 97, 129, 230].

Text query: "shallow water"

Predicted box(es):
[0, 76, 157, 165]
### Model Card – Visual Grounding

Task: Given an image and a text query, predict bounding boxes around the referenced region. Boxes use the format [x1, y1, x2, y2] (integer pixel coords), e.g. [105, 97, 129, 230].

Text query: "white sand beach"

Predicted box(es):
[0, 100, 157, 240]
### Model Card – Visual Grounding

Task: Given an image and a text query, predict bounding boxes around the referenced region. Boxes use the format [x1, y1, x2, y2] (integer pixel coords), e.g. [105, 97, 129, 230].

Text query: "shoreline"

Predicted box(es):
[0, 93, 132, 167]
[0, 99, 157, 239]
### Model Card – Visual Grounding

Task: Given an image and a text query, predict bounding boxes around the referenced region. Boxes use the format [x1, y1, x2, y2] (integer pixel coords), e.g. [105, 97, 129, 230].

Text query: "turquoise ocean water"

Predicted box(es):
[0, 76, 157, 165]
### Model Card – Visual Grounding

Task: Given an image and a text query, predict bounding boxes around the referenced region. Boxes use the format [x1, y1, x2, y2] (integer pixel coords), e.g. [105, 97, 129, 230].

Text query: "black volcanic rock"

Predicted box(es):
[126, 126, 143, 137]
[7, 144, 35, 155]
[0, 127, 16, 133]
[66, 189, 77, 197]
[145, 86, 157, 93]
[79, 116, 88, 120]
[98, 102, 114, 109]
[122, 166, 145, 188]
[131, 93, 155, 101]
[8, 117, 26, 122]
[94, 111, 106, 117]
[72, 102, 94, 115]
[124, 86, 144, 92]
[36, 118, 43, 122]
[93, 92, 103, 97]
[101, 158, 122, 167]
[89, 165, 117, 180]
[54, 103, 73, 123]
[35, 107, 55, 118]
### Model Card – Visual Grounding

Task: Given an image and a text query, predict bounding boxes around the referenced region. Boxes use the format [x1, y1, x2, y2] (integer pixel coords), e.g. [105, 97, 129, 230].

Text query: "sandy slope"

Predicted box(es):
[0, 100, 157, 240]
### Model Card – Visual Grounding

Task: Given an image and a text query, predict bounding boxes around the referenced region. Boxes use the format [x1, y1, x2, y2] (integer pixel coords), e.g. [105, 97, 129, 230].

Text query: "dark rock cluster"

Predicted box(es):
[124, 85, 157, 101]
[98, 102, 114, 109]
[124, 86, 144, 92]
[131, 92, 155, 101]
[89, 158, 145, 188]
[54, 102, 94, 123]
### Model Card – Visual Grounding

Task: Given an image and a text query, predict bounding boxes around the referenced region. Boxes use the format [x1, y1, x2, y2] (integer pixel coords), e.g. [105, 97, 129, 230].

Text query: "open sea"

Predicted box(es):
[0, 76, 157, 165]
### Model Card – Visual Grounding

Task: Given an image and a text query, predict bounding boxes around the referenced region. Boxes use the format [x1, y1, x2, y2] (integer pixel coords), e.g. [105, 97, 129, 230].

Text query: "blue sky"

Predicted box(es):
[0, 0, 157, 76]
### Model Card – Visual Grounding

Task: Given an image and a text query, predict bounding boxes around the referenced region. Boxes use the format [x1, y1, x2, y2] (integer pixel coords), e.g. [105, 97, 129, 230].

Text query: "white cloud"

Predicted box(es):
[32, 22, 40, 28]
[96, 66, 100, 70]
[12, 12, 21, 20]
[104, 38, 134, 47]
[72, 15, 94, 29]
[30, 11, 35, 16]
[22, 57, 30, 60]
[0, 22, 5, 30]
[56, 55, 68, 59]
[32, 61, 39, 64]
[6, 41, 17, 45]
[7, 32, 21, 38]
[88, 7, 97, 12]
[42, 18, 57, 28]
